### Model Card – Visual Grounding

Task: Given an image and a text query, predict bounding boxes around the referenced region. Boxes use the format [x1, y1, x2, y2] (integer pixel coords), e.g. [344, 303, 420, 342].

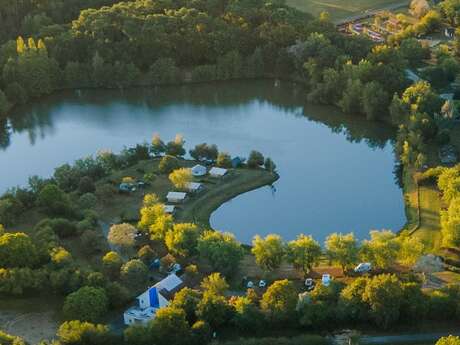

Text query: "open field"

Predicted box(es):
[287, 0, 409, 22]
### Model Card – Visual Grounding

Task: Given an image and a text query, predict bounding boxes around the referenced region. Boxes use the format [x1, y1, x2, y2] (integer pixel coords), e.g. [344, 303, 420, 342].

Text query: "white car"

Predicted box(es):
[305, 278, 315, 291]
[322, 274, 331, 287]
[258, 280, 267, 288]
[354, 262, 372, 273]
[247, 281, 254, 288]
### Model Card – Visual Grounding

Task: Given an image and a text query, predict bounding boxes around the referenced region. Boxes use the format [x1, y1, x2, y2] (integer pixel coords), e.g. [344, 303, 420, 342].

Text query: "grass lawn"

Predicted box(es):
[287, 0, 408, 22]
[402, 166, 443, 252]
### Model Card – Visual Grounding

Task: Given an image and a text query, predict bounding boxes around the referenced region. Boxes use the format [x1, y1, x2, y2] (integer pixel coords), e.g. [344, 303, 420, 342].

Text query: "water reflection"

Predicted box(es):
[0, 80, 404, 242]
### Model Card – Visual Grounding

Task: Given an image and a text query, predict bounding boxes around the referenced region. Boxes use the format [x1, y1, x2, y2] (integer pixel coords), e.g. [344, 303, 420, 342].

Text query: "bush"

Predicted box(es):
[79, 193, 97, 210]
[63, 286, 108, 322]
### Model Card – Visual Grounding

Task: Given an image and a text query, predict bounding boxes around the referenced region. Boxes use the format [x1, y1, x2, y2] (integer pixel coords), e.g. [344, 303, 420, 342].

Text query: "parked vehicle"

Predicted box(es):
[305, 278, 315, 291]
[167, 263, 182, 275]
[259, 280, 267, 288]
[247, 281, 254, 288]
[322, 274, 331, 287]
[354, 262, 372, 273]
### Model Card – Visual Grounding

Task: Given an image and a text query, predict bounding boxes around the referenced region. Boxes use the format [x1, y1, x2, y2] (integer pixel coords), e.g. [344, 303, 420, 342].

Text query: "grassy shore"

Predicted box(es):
[286, 0, 406, 21]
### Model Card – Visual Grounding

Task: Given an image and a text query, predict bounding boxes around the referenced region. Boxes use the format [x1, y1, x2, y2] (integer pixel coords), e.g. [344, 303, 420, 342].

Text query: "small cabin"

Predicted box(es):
[166, 192, 187, 203]
[209, 167, 228, 178]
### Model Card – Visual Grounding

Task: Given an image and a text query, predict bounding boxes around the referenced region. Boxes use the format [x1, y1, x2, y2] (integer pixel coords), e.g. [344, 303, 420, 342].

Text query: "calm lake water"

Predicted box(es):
[1, 80, 405, 243]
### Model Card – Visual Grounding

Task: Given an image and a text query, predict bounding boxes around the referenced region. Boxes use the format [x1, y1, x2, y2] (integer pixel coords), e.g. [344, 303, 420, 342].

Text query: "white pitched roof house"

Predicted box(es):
[163, 205, 176, 214]
[166, 192, 187, 203]
[209, 167, 228, 177]
[191, 164, 207, 177]
[123, 274, 183, 326]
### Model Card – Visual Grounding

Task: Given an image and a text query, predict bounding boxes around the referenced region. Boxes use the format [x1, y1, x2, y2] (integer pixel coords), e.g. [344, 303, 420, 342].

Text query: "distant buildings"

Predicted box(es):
[209, 167, 228, 178]
[191, 164, 207, 177]
[123, 274, 183, 326]
[166, 191, 187, 203]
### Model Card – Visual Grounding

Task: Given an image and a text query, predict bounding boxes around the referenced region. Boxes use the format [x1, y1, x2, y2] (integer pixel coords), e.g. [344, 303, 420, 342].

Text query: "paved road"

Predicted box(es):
[335, 0, 410, 25]
[361, 331, 460, 345]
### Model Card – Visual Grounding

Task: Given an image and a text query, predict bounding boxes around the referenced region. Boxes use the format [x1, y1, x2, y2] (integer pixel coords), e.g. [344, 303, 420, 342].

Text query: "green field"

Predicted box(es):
[287, 0, 408, 22]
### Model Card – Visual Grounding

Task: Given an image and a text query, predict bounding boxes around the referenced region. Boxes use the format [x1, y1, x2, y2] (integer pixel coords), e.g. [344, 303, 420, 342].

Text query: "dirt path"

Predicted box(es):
[335, 0, 410, 24]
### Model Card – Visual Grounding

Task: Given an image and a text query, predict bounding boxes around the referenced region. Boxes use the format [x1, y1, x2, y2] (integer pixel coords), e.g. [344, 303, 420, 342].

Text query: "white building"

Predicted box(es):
[191, 164, 207, 177]
[209, 167, 228, 178]
[166, 192, 187, 203]
[123, 274, 183, 326]
[185, 182, 203, 193]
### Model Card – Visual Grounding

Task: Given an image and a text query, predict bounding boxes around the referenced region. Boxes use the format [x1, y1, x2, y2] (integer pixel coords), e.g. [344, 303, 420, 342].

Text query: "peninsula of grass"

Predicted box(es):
[95, 158, 278, 228]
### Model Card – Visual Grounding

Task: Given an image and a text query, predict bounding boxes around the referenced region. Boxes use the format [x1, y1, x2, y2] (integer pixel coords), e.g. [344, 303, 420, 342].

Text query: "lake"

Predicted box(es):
[1, 80, 405, 244]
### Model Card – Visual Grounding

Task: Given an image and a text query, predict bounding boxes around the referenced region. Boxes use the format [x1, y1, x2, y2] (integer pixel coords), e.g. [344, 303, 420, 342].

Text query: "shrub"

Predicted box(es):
[159, 155, 180, 174]
[63, 286, 108, 322]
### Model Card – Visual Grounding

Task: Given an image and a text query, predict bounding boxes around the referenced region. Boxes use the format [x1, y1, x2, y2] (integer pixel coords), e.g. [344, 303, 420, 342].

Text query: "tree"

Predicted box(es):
[170, 287, 202, 324]
[264, 157, 276, 173]
[362, 81, 389, 121]
[325, 232, 359, 272]
[437, 336, 460, 345]
[441, 197, 460, 248]
[360, 230, 400, 269]
[63, 287, 108, 323]
[362, 274, 404, 329]
[51, 247, 73, 267]
[166, 134, 186, 157]
[216, 152, 232, 168]
[151, 134, 165, 156]
[102, 251, 123, 280]
[137, 245, 156, 264]
[251, 234, 285, 272]
[261, 280, 298, 323]
[37, 184, 71, 216]
[150, 307, 191, 345]
[286, 234, 321, 278]
[190, 143, 218, 162]
[197, 291, 233, 328]
[397, 234, 425, 265]
[197, 230, 244, 277]
[159, 155, 180, 174]
[231, 295, 264, 332]
[201, 272, 229, 295]
[338, 277, 369, 323]
[57, 320, 110, 345]
[0, 232, 38, 268]
[149, 58, 178, 84]
[120, 259, 148, 291]
[169, 168, 192, 189]
[138, 203, 173, 240]
[0, 90, 8, 116]
[165, 223, 200, 257]
[247, 150, 264, 168]
[107, 223, 137, 255]
[339, 79, 363, 115]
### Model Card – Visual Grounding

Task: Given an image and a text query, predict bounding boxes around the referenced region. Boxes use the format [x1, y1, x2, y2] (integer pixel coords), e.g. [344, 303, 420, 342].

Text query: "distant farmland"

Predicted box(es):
[287, 0, 407, 22]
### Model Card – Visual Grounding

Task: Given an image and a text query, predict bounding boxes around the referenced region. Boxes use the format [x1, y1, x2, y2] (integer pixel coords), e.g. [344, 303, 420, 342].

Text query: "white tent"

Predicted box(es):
[191, 164, 207, 177]
[167, 192, 187, 203]
[209, 167, 228, 177]
[186, 182, 203, 193]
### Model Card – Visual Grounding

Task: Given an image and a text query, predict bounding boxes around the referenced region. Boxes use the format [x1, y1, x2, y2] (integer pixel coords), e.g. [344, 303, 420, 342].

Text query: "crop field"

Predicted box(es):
[287, 0, 409, 22]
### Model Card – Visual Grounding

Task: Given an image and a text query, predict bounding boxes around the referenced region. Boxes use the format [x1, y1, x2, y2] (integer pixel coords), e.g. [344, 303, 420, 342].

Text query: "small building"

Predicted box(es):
[166, 192, 187, 203]
[163, 205, 176, 214]
[123, 274, 183, 325]
[191, 164, 207, 177]
[185, 182, 203, 193]
[209, 167, 228, 178]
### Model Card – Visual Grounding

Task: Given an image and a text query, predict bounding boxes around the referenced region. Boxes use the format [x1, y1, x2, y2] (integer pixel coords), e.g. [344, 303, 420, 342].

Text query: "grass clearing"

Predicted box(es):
[287, 0, 408, 21]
